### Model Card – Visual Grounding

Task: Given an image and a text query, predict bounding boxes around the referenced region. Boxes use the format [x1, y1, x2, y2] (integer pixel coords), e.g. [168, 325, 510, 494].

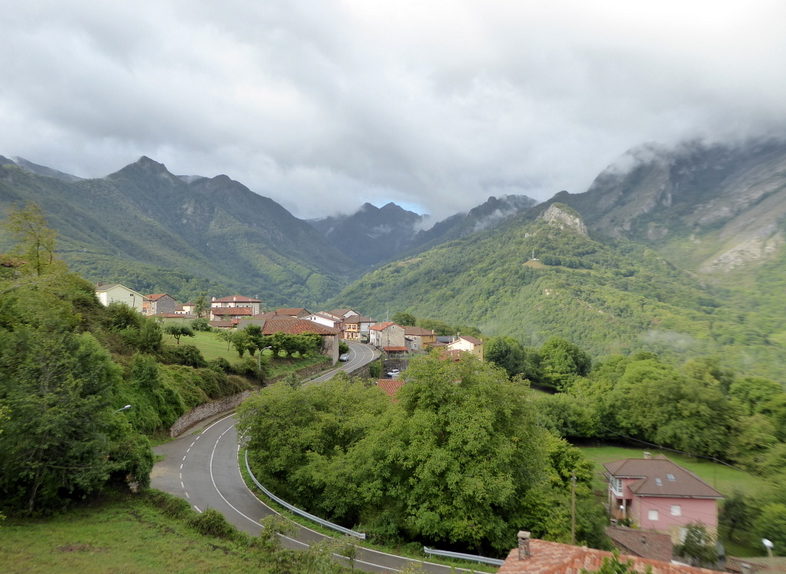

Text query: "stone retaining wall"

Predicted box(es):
[169, 390, 254, 437]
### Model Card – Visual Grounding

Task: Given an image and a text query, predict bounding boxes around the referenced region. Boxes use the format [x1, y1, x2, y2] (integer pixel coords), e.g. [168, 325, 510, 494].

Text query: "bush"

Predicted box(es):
[188, 508, 237, 539]
[208, 357, 232, 373]
[158, 344, 207, 368]
[146, 491, 192, 519]
[191, 318, 212, 332]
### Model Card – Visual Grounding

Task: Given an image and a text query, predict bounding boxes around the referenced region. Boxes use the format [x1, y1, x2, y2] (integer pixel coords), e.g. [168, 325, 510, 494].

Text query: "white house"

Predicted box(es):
[95, 283, 144, 313]
[447, 335, 484, 359]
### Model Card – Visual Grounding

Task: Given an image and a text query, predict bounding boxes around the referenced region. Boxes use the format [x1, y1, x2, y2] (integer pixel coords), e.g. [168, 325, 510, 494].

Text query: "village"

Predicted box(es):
[93, 283, 747, 574]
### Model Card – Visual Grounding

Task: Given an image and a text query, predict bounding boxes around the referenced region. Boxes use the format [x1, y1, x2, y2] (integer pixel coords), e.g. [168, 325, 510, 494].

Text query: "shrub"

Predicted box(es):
[191, 318, 212, 332]
[146, 491, 192, 519]
[159, 344, 207, 368]
[188, 508, 237, 539]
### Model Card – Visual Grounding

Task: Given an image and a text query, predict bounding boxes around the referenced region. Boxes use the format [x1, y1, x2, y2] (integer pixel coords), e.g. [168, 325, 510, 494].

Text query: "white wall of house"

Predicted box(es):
[96, 284, 144, 312]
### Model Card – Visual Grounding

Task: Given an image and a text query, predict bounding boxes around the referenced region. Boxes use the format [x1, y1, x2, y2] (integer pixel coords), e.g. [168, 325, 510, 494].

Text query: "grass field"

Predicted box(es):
[163, 330, 332, 380]
[0, 493, 273, 574]
[577, 443, 771, 497]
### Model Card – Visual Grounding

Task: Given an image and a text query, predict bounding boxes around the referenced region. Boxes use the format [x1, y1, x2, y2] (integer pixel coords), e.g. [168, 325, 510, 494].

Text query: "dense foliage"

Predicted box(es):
[0, 158, 355, 306]
[332, 218, 786, 381]
[482, 333, 786, 554]
[0, 206, 253, 515]
[239, 353, 608, 555]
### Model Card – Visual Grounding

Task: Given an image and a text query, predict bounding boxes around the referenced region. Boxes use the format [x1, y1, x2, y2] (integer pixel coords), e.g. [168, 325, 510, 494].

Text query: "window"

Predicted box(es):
[671, 505, 682, 516]
[648, 510, 659, 521]
[611, 478, 622, 493]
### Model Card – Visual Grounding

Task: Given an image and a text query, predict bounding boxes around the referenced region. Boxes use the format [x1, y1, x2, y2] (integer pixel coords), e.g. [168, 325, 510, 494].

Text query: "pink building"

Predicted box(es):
[603, 457, 723, 543]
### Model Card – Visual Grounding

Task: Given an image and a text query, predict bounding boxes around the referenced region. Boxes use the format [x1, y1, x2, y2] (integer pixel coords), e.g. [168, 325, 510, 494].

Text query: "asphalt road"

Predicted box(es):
[151, 343, 485, 573]
[307, 340, 380, 383]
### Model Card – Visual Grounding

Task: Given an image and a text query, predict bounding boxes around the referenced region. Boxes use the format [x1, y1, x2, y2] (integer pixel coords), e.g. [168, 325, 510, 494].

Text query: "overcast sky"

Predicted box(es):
[1, 1, 785, 220]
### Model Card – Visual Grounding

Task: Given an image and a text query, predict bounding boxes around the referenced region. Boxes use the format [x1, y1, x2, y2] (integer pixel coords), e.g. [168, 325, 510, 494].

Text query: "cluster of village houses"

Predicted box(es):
[96, 283, 744, 574]
[94, 283, 483, 365]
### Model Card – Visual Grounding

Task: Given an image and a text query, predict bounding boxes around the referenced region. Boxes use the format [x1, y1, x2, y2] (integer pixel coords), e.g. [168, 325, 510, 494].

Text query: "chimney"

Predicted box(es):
[518, 531, 531, 560]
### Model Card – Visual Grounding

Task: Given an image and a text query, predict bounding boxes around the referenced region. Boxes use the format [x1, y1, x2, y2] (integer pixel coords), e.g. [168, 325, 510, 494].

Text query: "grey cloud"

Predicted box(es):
[1, 1, 785, 221]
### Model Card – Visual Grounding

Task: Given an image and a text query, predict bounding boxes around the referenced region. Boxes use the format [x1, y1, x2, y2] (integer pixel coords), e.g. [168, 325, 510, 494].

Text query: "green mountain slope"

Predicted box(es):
[0, 156, 357, 305]
[333, 204, 786, 379]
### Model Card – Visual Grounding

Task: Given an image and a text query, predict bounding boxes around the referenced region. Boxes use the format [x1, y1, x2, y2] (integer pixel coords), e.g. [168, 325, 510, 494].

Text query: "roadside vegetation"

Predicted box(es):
[239, 354, 611, 557]
[0, 491, 351, 574]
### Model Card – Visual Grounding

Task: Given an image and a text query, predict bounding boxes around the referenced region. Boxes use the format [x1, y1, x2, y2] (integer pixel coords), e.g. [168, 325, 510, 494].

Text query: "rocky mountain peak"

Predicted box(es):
[540, 203, 588, 236]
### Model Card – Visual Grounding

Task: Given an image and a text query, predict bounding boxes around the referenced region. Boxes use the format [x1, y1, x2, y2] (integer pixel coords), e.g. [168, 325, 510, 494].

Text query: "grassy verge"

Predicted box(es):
[0, 491, 270, 574]
[165, 330, 332, 380]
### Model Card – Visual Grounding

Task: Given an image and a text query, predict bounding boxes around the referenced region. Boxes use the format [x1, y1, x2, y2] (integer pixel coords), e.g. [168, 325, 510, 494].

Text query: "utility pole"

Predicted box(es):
[571, 472, 577, 545]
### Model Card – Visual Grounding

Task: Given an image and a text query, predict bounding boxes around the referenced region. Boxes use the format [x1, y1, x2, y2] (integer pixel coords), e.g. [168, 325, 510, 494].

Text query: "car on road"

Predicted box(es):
[339, 353, 349, 362]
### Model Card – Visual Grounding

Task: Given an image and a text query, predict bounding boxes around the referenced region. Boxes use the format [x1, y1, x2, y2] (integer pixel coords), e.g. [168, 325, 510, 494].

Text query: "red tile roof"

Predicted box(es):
[211, 306, 254, 316]
[145, 293, 172, 301]
[377, 379, 405, 398]
[404, 326, 435, 336]
[275, 307, 311, 317]
[498, 537, 718, 574]
[213, 294, 261, 303]
[383, 346, 408, 352]
[604, 458, 723, 499]
[606, 526, 672, 562]
[458, 335, 483, 345]
[261, 317, 340, 336]
[370, 321, 398, 331]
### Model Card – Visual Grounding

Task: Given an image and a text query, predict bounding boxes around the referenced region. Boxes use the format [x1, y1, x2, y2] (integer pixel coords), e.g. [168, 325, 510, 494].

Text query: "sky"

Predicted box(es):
[1, 1, 785, 221]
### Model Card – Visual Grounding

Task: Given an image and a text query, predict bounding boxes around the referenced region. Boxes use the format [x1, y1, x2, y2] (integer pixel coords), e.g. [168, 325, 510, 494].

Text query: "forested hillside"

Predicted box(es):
[0, 206, 255, 515]
[332, 203, 786, 381]
[0, 156, 356, 306]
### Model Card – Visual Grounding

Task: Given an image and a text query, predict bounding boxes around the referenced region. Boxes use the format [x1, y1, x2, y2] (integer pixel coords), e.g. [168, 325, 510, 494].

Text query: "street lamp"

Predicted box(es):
[114, 404, 132, 413]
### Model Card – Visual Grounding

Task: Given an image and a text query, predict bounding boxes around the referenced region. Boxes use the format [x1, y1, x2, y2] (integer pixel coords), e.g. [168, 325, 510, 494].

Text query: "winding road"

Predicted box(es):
[151, 342, 483, 573]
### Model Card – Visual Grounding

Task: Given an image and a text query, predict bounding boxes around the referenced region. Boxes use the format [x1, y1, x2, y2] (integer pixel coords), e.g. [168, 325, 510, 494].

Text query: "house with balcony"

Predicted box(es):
[211, 295, 262, 315]
[341, 314, 375, 341]
[603, 456, 723, 543]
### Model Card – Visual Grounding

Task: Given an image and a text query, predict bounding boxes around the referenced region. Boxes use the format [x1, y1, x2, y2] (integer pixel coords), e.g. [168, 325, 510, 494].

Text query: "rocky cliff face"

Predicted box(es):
[550, 138, 786, 273]
[540, 203, 588, 237]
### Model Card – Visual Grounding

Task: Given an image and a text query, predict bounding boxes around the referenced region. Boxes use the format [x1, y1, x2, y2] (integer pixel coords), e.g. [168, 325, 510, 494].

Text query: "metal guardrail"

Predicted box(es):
[423, 546, 505, 567]
[244, 449, 367, 540]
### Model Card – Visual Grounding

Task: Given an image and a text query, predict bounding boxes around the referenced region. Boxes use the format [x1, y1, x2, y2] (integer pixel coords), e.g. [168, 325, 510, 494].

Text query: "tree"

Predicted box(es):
[2, 203, 58, 276]
[719, 490, 752, 542]
[193, 294, 209, 319]
[674, 523, 717, 566]
[165, 324, 194, 345]
[353, 354, 552, 554]
[392, 312, 417, 326]
[539, 337, 591, 391]
[606, 357, 736, 458]
[485, 336, 525, 378]
[0, 328, 148, 514]
[230, 330, 251, 358]
[755, 503, 786, 556]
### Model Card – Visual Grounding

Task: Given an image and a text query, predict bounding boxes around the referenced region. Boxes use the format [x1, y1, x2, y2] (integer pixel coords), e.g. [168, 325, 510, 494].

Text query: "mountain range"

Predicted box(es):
[2, 137, 786, 378]
[0, 155, 354, 306]
[330, 137, 786, 380]
[0, 155, 535, 305]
